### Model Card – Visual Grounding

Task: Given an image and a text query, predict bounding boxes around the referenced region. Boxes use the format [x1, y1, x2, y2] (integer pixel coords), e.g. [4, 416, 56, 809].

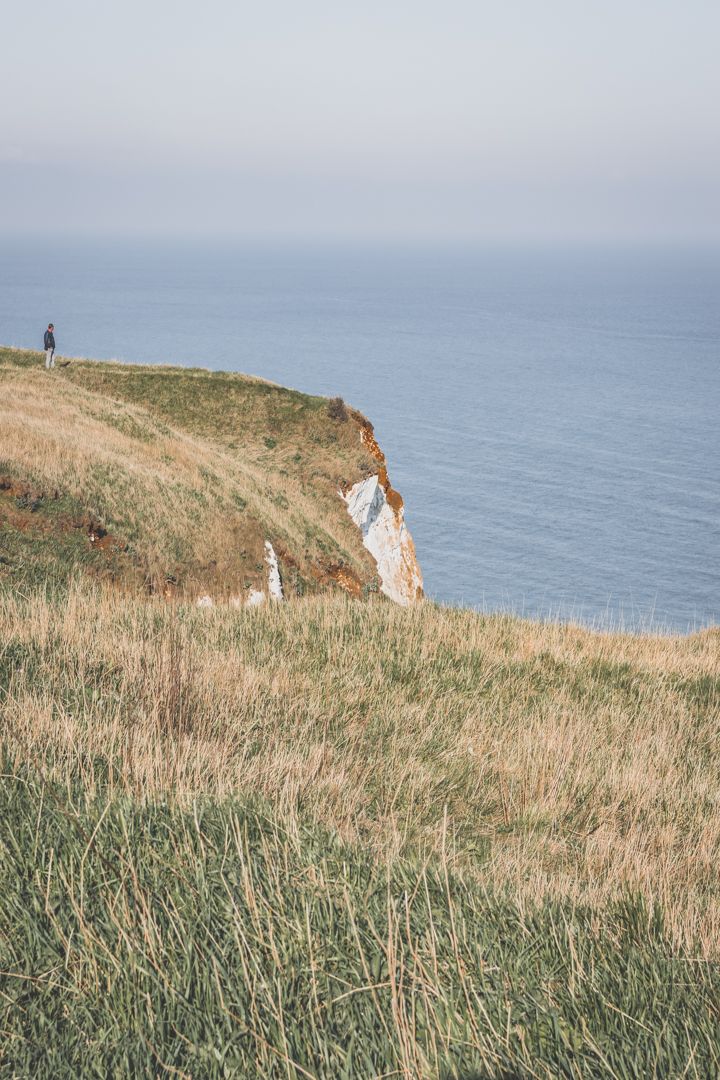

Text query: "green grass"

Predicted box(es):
[0, 479, 133, 591]
[2, 761, 719, 1079]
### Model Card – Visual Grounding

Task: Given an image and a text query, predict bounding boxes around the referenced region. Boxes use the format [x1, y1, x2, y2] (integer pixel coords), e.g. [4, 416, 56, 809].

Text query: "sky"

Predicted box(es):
[1, 0, 719, 243]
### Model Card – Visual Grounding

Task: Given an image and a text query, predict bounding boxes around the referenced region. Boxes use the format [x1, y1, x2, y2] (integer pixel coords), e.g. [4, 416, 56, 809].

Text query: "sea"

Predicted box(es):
[1, 236, 718, 633]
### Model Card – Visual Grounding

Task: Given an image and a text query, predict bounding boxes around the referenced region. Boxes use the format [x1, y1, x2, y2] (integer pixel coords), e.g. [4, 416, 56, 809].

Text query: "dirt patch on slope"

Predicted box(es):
[0, 478, 124, 553]
[272, 539, 367, 599]
[324, 563, 364, 598]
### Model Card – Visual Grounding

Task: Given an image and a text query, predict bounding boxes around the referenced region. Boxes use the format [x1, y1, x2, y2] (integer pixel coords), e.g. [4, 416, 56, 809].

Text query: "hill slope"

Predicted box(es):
[0, 346, 420, 603]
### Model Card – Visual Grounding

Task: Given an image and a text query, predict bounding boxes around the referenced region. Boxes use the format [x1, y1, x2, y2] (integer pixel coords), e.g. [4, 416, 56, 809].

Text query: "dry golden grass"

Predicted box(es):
[2, 583, 718, 954]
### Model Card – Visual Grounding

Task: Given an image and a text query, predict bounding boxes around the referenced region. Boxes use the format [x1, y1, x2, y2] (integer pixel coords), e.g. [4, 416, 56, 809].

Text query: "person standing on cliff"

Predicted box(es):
[44, 324, 56, 369]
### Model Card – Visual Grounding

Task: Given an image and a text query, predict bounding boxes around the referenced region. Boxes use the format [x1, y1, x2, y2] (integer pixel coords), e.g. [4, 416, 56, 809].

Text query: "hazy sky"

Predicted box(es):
[2, 0, 718, 242]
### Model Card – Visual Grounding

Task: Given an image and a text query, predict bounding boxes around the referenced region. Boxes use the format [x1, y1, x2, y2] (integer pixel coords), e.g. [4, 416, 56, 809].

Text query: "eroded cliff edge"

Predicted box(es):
[0, 347, 423, 607]
[341, 419, 423, 606]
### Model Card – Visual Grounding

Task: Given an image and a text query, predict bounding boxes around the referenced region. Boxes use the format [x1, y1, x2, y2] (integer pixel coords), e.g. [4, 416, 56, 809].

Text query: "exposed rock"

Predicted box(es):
[246, 589, 266, 607]
[265, 541, 283, 600]
[342, 475, 422, 605]
[341, 420, 423, 607]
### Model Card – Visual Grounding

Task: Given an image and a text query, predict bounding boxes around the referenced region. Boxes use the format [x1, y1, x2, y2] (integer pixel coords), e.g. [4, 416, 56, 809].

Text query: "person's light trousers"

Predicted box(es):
[45, 348, 55, 369]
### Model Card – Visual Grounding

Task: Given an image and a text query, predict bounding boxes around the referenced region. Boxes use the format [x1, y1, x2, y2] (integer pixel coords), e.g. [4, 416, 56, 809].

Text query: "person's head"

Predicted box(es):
[48, 323, 54, 330]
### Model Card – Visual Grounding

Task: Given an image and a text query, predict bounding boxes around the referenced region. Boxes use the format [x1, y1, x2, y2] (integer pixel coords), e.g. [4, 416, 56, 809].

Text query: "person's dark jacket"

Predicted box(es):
[44, 329, 55, 350]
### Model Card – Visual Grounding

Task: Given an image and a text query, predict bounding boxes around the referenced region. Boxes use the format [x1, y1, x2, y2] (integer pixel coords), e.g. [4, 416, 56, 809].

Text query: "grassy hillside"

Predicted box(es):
[1, 347, 719, 1076]
[3, 584, 719, 951]
[2, 586, 719, 1075]
[0, 346, 381, 599]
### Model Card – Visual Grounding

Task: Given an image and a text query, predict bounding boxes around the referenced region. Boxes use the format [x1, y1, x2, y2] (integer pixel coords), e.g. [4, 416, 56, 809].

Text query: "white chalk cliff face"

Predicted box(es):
[264, 540, 283, 601]
[343, 473, 423, 606]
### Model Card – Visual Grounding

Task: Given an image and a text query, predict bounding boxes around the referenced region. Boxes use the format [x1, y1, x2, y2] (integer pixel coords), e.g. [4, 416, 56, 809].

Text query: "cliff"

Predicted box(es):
[342, 419, 423, 605]
[0, 346, 422, 605]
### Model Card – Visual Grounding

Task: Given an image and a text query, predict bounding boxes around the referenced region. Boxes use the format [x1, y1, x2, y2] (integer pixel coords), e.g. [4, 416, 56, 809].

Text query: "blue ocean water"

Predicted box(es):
[1, 237, 718, 632]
